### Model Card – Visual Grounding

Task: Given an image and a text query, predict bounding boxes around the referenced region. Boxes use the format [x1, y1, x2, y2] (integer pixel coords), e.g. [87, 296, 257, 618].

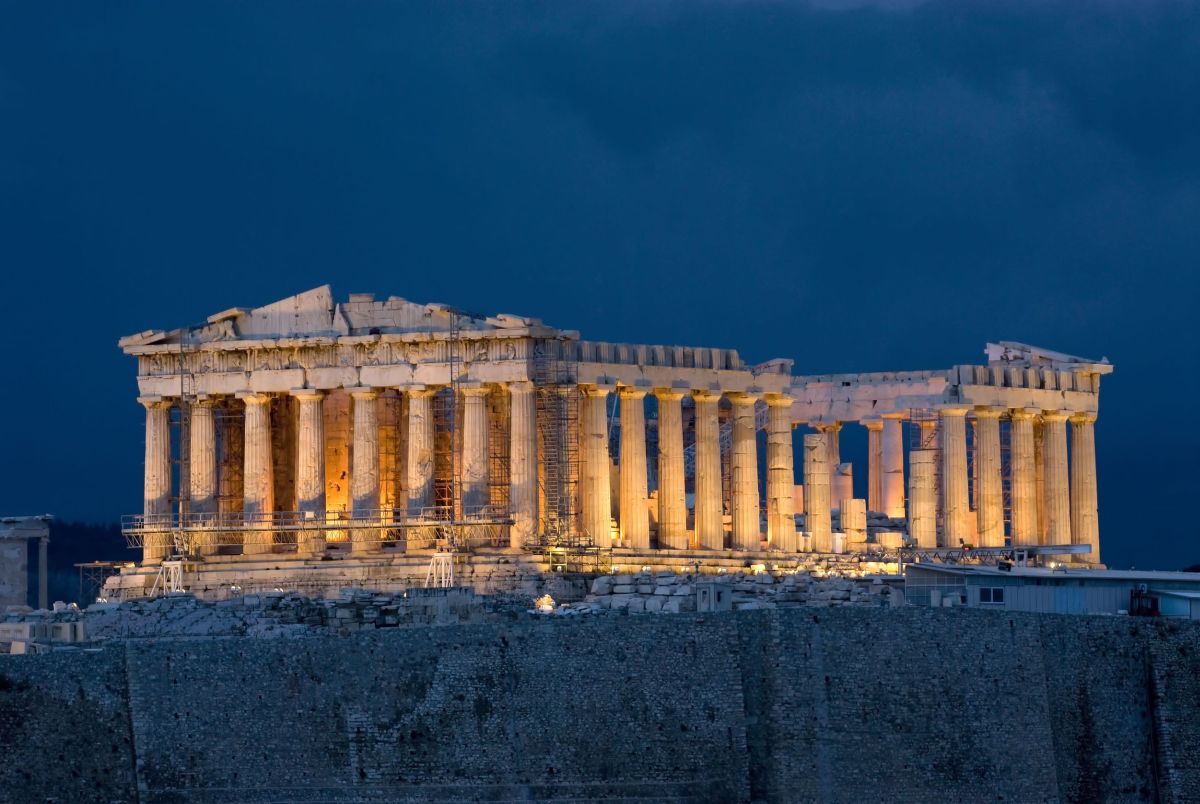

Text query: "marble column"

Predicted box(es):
[863, 418, 884, 513]
[693, 391, 724, 550]
[1009, 409, 1039, 544]
[729, 393, 760, 551]
[940, 407, 970, 547]
[189, 398, 218, 517]
[406, 387, 437, 516]
[350, 388, 380, 556]
[655, 389, 687, 550]
[816, 421, 841, 470]
[460, 386, 491, 513]
[908, 449, 937, 548]
[1042, 410, 1072, 547]
[293, 389, 326, 556]
[765, 394, 797, 552]
[1070, 412, 1101, 564]
[218, 399, 244, 516]
[239, 392, 274, 555]
[1034, 419, 1047, 542]
[881, 414, 906, 518]
[141, 396, 172, 564]
[508, 381, 538, 550]
[973, 407, 1004, 548]
[581, 385, 612, 545]
[803, 433, 831, 552]
[618, 387, 650, 549]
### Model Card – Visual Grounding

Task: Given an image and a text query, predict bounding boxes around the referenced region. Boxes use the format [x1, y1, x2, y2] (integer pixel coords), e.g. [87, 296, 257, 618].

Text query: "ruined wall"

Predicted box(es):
[3, 609, 1199, 803]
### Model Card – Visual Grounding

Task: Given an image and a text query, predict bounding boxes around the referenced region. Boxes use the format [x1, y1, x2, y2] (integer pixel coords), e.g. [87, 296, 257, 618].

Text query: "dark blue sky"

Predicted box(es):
[2, 1, 1196, 568]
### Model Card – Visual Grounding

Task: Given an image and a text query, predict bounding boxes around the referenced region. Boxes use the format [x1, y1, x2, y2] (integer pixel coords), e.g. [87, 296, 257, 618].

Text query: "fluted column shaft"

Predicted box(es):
[1010, 410, 1038, 543]
[141, 397, 172, 564]
[973, 408, 1003, 547]
[803, 433, 831, 552]
[864, 419, 883, 513]
[693, 391, 723, 550]
[508, 381, 538, 550]
[1070, 413, 1100, 564]
[581, 386, 612, 544]
[765, 395, 796, 552]
[460, 386, 491, 512]
[189, 399, 217, 516]
[292, 389, 326, 557]
[816, 422, 841, 470]
[940, 407, 970, 547]
[618, 388, 650, 549]
[881, 415, 906, 518]
[908, 449, 937, 548]
[350, 389, 380, 512]
[655, 390, 687, 550]
[1042, 410, 1072, 546]
[406, 388, 437, 515]
[240, 393, 274, 555]
[730, 393, 760, 551]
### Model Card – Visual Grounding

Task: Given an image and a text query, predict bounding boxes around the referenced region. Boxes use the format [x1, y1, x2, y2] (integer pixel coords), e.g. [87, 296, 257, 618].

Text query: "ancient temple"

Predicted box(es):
[118, 287, 1110, 589]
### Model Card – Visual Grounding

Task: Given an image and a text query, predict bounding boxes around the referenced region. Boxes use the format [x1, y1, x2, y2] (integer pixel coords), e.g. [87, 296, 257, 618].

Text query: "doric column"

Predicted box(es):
[863, 418, 884, 513]
[803, 433, 831, 552]
[765, 394, 797, 552]
[1070, 412, 1100, 564]
[881, 414, 906, 518]
[908, 449, 937, 548]
[729, 393, 760, 551]
[973, 407, 1004, 548]
[1042, 410, 1072, 546]
[940, 407, 970, 547]
[508, 381, 538, 550]
[350, 388, 380, 556]
[815, 421, 841, 470]
[189, 398, 218, 517]
[293, 389, 326, 557]
[693, 391, 724, 550]
[140, 396, 172, 564]
[580, 385, 612, 544]
[406, 387, 438, 516]
[618, 387, 650, 549]
[655, 389, 687, 550]
[460, 385, 491, 512]
[239, 392, 274, 555]
[1034, 419, 1046, 541]
[1009, 409, 1038, 544]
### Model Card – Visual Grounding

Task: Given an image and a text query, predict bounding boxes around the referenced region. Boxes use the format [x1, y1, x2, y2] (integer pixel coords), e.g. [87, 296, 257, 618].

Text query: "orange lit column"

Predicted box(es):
[693, 391, 724, 550]
[1009, 409, 1038, 543]
[293, 388, 326, 557]
[863, 418, 883, 513]
[881, 414, 906, 518]
[973, 407, 1004, 548]
[618, 387, 649, 549]
[908, 449, 937, 548]
[349, 387, 380, 555]
[655, 389, 688, 550]
[939, 407, 970, 547]
[238, 392, 274, 556]
[406, 387, 438, 516]
[765, 394, 796, 551]
[803, 433, 831, 552]
[729, 393, 760, 551]
[580, 385, 613, 544]
[460, 385, 491, 513]
[508, 381, 538, 550]
[140, 396, 172, 564]
[1042, 410, 1072, 547]
[1070, 412, 1100, 564]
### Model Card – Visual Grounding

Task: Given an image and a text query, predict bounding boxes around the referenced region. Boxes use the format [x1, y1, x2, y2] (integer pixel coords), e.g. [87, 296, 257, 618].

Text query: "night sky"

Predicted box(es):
[2, 2, 1196, 569]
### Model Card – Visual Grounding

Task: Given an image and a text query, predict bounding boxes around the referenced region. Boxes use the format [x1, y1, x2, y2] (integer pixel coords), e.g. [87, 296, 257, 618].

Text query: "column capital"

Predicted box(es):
[726, 391, 759, 405]
[813, 420, 842, 432]
[1070, 411, 1098, 424]
[617, 386, 648, 399]
[1010, 407, 1040, 421]
[507, 380, 535, 394]
[1041, 409, 1071, 423]
[290, 387, 326, 402]
[763, 392, 793, 408]
[881, 411, 908, 421]
[581, 383, 615, 398]
[235, 391, 272, 405]
[138, 395, 172, 410]
[458, 383, 492, 398]
[938, 406, 970, 417]
[189, 395, 218, 408]
[404, 384, 441, 398]
[346, 386, 380, 400]
[860, 417, 884, 431]
[973, 406, 1004, 419]
[691, 389, 722, 403]
[653, 387, 687, 401]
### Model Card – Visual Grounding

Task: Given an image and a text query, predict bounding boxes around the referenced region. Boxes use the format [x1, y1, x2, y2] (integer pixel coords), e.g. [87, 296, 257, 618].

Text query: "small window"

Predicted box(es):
[979, 587, 1005, 604]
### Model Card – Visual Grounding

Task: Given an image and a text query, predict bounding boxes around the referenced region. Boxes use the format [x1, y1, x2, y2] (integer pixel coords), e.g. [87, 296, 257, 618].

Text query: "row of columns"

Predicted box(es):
[578, 386, 796, 552]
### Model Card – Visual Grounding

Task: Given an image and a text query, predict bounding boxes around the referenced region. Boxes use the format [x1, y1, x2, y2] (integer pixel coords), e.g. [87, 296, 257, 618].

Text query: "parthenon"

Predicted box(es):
[117, 286, 1110, 590]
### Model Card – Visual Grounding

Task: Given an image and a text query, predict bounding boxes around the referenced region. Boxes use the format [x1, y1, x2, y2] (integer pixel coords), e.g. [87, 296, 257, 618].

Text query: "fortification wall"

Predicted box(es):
[2, 608, 1198, 803]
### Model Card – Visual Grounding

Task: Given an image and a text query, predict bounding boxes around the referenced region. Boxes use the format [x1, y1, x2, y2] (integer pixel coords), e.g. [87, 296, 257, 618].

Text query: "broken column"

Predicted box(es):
[940, 407, 970, 547]
[908, 448, 937, 549]
[729, 392, 760, 551]
[1009, 408, 1038, 544]
[655, 389, 687, 550]
[693, 390, 724, 550]
[406, 387, 437, 516]
[765, 394, 797, 552]
[618, 387, 650, 550]
[831, 463, 854, 512]
[141, 396, 172, 564]
[1070, 412, 1100, 564]
[841, 498, 867, 544]
[508, 381, 538, 550]
[293, 388, 326, 556]
[881, 414, 906, 518]
[973, 407, 1004, 548]
[581, 385, 612, 545]
[239, 392, 274, 555]
[1042, 410, 1072, 546]
[803, 433, 831, 552]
